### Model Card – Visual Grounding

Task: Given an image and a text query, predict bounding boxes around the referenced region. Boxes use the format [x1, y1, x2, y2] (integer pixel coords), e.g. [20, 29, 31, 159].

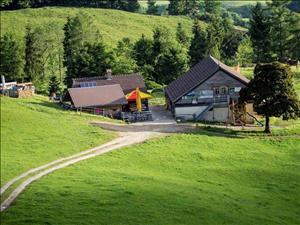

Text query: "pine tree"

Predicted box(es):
[168, 0, 185, 15]
[206, 16, 225, 59]
[24, 26, 44, 84]
[168, 0, 199, 16]
[48, 75, 60, 96]
[204, 0, 221, 14]
[0, 33, 23, 82]
[125, 0, 140, 12]
[112, 37, 137, 74]
[154, 46, 189, 84]
[240, 62, 299, 133]
[268, 0, 293, 60]
[289, 13, 300, 60]
[63, 13, 102, 87]
[249, 3, 273, 63]
[235, 37, 254, 66]
[176, 23, 190, 49]
[152, 26, 172, 60]
[189, 20, 208, 65]
[147, 0, 158, 15]
[133, 34, 153, 67]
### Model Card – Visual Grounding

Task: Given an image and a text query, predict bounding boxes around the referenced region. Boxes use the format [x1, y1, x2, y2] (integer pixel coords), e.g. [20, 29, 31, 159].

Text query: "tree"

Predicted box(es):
[235, 37, 254, 66]
[249, 3, 273, 63]
[0, 34, 23, 82]
[168, 0, 185, 15]
[147, 0, 159, 15]
[111, 37, 137, 74]
[168, 0, 200, 16]
[204, 0, 221, 14]
[133, 34, 153, 67]
[206, 15, 224, 59]
[24, 26, 44, 85]
[72, 42, 110, 78]
[189, 20, 208, 65]
[124, 0, 140, 12]
[154, 46, 189, 84]
[289, 13, 300, 60]
[63, 13, 102, 87]
[152, 26, 173, 60]
[268, 0, 293, 61]
[176, 22, 190, 48]
[48, 75, 60, 96]
[240, 62, 299, 133]
[221, 31, 245, 62]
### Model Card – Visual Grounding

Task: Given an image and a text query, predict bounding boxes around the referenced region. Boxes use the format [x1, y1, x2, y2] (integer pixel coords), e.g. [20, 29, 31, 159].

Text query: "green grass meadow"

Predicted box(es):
[2, 131, 299, 225]
[0, 96, 114, 185]
[1, 7, 193, 47]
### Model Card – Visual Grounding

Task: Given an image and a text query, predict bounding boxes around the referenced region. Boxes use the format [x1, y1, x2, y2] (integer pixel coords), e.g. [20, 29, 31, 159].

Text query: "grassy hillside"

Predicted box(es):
[0, 96, 114, 185]
[2, 130, 299, 225]
[1, 7, 193, 47]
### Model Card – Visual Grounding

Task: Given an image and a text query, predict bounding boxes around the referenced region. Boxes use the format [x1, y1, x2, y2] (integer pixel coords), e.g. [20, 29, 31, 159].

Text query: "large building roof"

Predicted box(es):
[72, 73, 146, 94]
[68, 84, 127, 108]
[165, 56, 249, 103]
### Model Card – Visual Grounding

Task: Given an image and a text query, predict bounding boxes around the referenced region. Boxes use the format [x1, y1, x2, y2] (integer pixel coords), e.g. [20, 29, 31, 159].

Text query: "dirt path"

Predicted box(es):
[0, 131, 162, 212]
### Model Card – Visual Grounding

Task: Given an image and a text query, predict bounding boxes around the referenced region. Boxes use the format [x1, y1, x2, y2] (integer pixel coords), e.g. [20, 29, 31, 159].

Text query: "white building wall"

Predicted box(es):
[175, 106, 207, 120]
[175, 106, 232, 122]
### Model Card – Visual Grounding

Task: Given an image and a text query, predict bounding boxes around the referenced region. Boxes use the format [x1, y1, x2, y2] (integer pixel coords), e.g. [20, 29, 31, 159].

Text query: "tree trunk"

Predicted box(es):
[264, 116, 271, 133]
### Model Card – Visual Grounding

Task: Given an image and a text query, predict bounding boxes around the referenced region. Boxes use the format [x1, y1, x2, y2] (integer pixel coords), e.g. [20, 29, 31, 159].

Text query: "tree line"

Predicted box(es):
[1, 0, 140, 11]
[0, 1, 299, 93]
[0, 4, 247, 94]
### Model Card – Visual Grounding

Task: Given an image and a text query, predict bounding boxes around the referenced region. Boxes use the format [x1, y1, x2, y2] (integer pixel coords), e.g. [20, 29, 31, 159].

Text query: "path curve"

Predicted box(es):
[0, 131, 159, 212]
[0, 133, 133, 195]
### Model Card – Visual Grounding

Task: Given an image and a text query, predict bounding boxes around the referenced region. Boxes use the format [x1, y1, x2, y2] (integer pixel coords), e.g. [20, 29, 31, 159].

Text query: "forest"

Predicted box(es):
[0, 0, 299, 95]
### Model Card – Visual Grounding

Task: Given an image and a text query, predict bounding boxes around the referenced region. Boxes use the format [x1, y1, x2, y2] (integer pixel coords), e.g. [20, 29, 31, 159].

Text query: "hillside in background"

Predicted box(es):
[1, 7, 194, 47]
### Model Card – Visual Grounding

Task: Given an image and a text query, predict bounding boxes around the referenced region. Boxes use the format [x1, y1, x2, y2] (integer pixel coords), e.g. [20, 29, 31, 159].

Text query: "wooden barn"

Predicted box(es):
[165, 56, 254, 124]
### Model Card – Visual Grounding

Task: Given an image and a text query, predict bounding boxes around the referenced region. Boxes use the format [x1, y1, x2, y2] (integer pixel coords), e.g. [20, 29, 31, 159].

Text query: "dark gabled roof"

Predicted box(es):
[68, 84, 127, 108]
[72, 73, 146, 94]
[165, 56, 249, 103]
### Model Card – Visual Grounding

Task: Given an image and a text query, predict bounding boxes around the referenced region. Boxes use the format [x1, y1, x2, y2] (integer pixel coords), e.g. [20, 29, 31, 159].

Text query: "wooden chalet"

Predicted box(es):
[165, 56, 254, 124]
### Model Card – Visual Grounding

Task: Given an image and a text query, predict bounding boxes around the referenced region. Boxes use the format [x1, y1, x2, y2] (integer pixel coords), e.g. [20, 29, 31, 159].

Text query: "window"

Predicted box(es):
[234, 87, 242, 92]
[229, 87, 235, 94]
[220, 87, 227, 95]
[80, 82, 96, 88]
[198, 90, 213, 98]
[215, 88, 220, 95]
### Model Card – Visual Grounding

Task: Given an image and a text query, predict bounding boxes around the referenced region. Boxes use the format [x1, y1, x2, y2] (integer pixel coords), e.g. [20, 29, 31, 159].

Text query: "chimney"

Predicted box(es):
[1, 75, 5, 89]
[105, 69, 112, 80]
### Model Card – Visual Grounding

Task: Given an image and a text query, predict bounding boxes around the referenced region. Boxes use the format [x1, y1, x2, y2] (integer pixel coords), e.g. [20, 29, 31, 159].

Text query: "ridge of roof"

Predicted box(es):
[72, 73, 141, 81]
[68, 83, 121, 90]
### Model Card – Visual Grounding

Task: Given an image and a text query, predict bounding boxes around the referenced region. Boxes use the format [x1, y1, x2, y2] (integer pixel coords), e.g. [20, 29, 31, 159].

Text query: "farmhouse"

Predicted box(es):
[68, 70, 152, 121]
[165, 56, 253, 123]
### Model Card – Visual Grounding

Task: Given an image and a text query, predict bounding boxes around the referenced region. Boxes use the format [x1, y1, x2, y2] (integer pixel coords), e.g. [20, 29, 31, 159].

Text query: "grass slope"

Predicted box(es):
[2, 132, 299, 225]
[1, 7, 193, 47]
[0, 96, 114, 185]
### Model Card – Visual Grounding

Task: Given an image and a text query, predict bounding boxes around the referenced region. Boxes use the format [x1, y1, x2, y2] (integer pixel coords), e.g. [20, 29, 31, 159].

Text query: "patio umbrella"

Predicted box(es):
[126, 88, 152, 101]
[126, 88, 152, 112]
[136, 88, 142, 112]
